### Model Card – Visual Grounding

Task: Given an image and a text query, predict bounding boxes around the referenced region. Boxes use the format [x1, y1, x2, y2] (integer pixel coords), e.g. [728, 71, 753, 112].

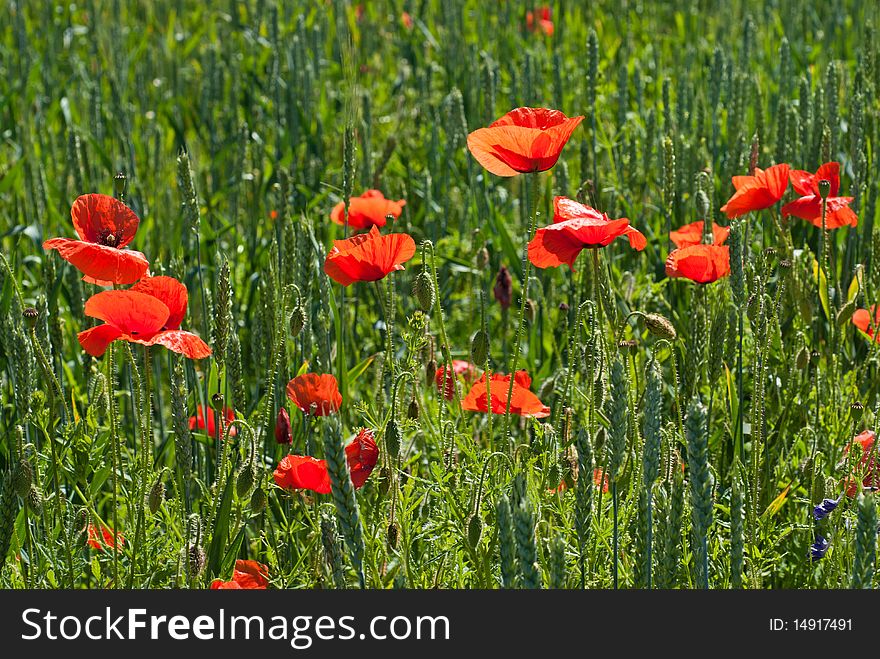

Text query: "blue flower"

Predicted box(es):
[810, 535, 830, 562]
[812, 497, 840, 521]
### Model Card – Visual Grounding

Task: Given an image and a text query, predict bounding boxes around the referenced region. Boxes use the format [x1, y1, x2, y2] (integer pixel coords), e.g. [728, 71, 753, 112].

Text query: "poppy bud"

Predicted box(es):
[387, 522, 400, 549]
[188, 544, 206, 576]
[378, 467, 392, 497]
[426, 359, 437, 387]
[22, 307, 38, 329]
[236, 464, 255, 499]
[113, 171, 127, 197]
[147, 479, 165, 514]
[413, 270, 436, 312]
[643, 312, 677, 341]
[746, 294, 759, 323]
[796, 345, 810, 370]
[250, 487, 267, 514]
[493, 265, 513, 310]
[476, 247, 490, 270]
[275, 407, 292, 445]
[779, 259, 792, 270]
[471, 329, 489, 365]
[13, 458, 33, 498]
[558, 302, 570, 312]
[851, 401, 865, 420]
[525, 298, 537, 324]
[210, 393, 224, 411]
[618, 339, 638, 355]
[818, 179, 831, 199]
[810, 350, 820, 365]
[385, 419, 402, 458]
[467, 513, 482, 549]
[28, 486, 43, 515]
[77, 509, 89, 534]
[836, 300, 856, 326]
[289, 305, 306, 338]
[407, 397, 420, 420]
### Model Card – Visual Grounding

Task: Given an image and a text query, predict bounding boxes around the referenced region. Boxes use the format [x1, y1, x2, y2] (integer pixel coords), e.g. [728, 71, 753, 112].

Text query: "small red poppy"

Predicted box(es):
[461, 370, 550, 418]
[435, 360, 478, 400]
[189, 405, 237, 439]
[323, 225, 416, 286]
[77, 276, 211, 359]
[852, 306, 880, 342]
[843, 430, 878, 497]
[526, 6, 554, 36]
[466, 107, 583, 177]
[665, 244, 730, 284]
[719, 163, 790, 219]
[593, 468, 610, 494]
[528, 196, 646, 269]
[669, 220, 730, 248]
[273, 428, 379, 494]
[401, 11, 413, 29]
[210, 559, 269, 590]
[87, 523, 124, 552]
[330, 190, 406, 230]
[275, 407, 292, 445]
[781, 162, 857, 229]
[286, 373, 343, 416]
[43, 193, 150, 285]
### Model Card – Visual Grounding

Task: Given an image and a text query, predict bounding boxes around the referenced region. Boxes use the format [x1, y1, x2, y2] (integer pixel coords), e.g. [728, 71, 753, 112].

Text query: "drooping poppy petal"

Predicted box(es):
[286, 373, 343, 416]
[210, 559, 269, 590]
[77, 324, 125, 357]
[435, 360, 478, 400]
[87, 523, 124, 552]
[83, 290, 170, 336]
[323, 226, 416, 286]
[720, 163, 790, 218]
[143, 330, 212, 359]
[665, 244, 730, 284]
[70, 193, 141, 247]
[462, 370, 550, 418]
[851, 306, 880, 341]
[131, 276, 188, 329]
[273, 454, 332, 494]
[275, 407, 293, 445]
[43, 238, 150, 285]
[344, 428, 380, 489]
[330, 190, 407, 230]
[669, 220, 730, 248]
[467, 108, 583, 177]
[843, 429, 878, 497]
[189, 405, 237, 439]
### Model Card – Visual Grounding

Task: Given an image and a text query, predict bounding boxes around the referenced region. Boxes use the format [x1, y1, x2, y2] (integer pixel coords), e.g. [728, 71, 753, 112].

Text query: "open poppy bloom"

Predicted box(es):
[189, 405, 237, 439]
[526, 6, 554, 36]
[87, 523, 124, 552]
[843, 430, 879, 497]
[462, 370, 550, 418]
[852, 306, 880, 342]
[528, 196, 646, 269]
[273, 428, 379, 494]
[286, 373, 343, 416]
[330, 190, 406, 230]
[719, 163, 790, 219]
[43, 193, 150, 285]
[665, 244, 730, 284]
[781, 162, 857, 229]
[77, 276, 211, 359]
[466, 107, 583, 177]
[669, 220, 730, 248]
[210, 560, 269, 590]
[435, 360, 479, 400]
[323, 225, 416, 286]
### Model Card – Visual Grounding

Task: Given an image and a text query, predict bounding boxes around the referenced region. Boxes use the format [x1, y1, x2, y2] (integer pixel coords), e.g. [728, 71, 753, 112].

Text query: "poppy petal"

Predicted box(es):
[131, 276, 188, 329]
[144, 330, 212, 359]
[77, 324, 124, 357]
[71, 193, 140, 247]
[43, 239, 150, 285]
[83, 289, 170, 335]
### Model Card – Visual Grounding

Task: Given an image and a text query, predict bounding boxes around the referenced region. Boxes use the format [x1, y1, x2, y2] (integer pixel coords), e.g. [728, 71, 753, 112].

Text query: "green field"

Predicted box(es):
[1, 0, 879, 589]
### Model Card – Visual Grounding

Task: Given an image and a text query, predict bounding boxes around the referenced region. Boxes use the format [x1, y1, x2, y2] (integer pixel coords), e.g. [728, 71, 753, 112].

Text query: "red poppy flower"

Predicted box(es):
[665, 245, 730, 284]
[843, 430, 878, 497]
[852, 306, 880, 342]
[210, 559, 269, 590]
[526, 6, 554, 36]
[77, 276, 211, 359]
[273, 428, 379, 494]
[401, 11, 413, 29]
[330, 190, 407, 230]
[466, 107, 583, 177]
[323, 225, 416, 286]
[461, 370, 550, 418]
[528, 197, 646, 269]
[189, 405, 237, 439]
[43, 193, 150, 285]
[87, 523, 124, 552]
[286, 373, 342, 416]
[781, 162, 858, 229]
[435, 360, 479, 400]
[669, 220, 730, 248]
[275, 407, 292, 445]
[719, 163, 790, 219]
[593, 469, 610, 494]
[494, 265, 513, 309]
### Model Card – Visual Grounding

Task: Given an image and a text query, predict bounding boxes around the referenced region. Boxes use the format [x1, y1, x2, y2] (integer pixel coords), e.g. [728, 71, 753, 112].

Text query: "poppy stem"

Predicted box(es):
[105, 345, 121, 588]
[612, 480, 619, 589]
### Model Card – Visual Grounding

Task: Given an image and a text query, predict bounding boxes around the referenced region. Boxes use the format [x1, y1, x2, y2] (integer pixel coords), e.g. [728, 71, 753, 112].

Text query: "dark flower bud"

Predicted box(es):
[385, 419, 402, 459]
[13, 458, 33, 498]
[779, 259, 792, 269]
[795, 345, 810, 370]
[407, 397, 420, 420]
[210, 393, 224, 411]
[851, 401, 865, 420]
[525, 298, 537, 324]
[413, 270, 436, 312]
[426, 359, 437, 387]
[113, 172, 127, 197]
[28, 486, 43, 515]
[289, 305, 306, 338]
[558, 302, 570, 312]
[836, 300, 856, 326]
[467, 513, 482, 549]
[618, 339, 638, 355]
[22, 307, 39, 329]
[387, 522, 400, 549]
[275, 407, 292, 445]
[147, 478, 165, 514]
[471, 330, 489, 365]
[250, 487, 267, 514]
[818, 179, 831, 199]
[810, 350, 820, 365]
[643, 312, 677, 340]
[493, 265, 513, 310]
[188, 544, 206, 576]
